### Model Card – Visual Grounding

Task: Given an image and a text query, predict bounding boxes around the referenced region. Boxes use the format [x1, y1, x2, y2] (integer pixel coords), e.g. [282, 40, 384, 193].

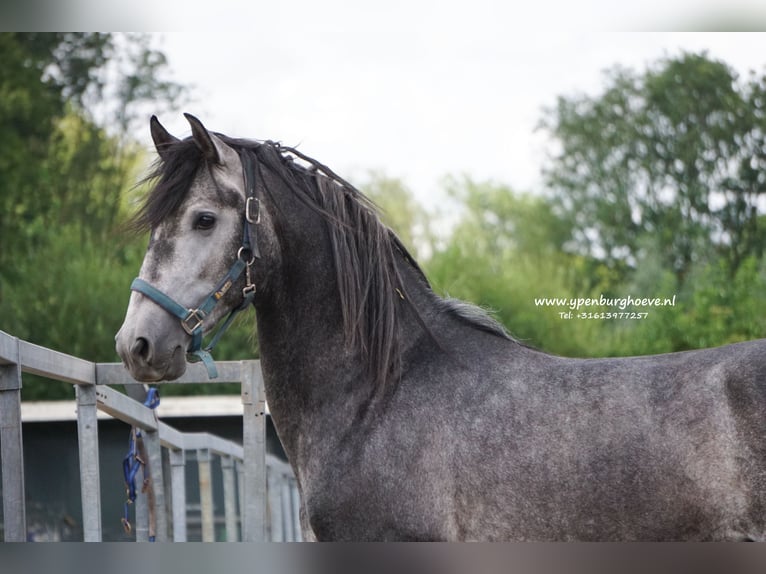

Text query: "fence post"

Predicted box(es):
[267, 466, 283, 542]
[75, 384, 102, 542]
[290, 478, 302, 541]
[281, 478, 293, 541]
[169, 448, 187, 542]
[236, 460, 244, 537]
[133, 431, 150, 542]
[0, 336, 26, 542]
[241, 360, 266, 541]
[143, 427, 168, 542]
[221, 456, 239, 541]
[198, 448, 215, 542]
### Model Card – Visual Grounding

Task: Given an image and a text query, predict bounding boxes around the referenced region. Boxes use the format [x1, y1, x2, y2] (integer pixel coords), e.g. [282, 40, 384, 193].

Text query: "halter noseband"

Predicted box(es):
[130, 149, 261, 379]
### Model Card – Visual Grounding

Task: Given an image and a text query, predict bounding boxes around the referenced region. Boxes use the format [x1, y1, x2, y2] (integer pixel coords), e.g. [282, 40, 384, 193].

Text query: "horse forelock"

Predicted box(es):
[130, 140, 204, 233]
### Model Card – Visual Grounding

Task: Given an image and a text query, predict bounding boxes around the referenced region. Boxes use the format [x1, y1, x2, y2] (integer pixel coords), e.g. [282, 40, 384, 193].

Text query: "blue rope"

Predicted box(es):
[121, 387, 160, 541]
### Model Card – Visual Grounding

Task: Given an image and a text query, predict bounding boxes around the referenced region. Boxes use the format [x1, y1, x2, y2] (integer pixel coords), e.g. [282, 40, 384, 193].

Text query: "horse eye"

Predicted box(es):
[194, 213, 216, 230]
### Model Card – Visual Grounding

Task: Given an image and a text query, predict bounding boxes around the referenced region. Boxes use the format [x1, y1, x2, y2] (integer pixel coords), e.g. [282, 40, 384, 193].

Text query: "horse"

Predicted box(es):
[115, 114, 766, 541]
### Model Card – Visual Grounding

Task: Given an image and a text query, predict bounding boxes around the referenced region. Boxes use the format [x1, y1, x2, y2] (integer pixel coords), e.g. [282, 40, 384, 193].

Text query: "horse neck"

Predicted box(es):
[253, 224, 436, 463]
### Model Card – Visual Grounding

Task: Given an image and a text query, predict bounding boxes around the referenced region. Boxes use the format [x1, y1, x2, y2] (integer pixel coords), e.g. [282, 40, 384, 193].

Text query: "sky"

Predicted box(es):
[14, 1, 760, 209]
[150, 28, 766, 208]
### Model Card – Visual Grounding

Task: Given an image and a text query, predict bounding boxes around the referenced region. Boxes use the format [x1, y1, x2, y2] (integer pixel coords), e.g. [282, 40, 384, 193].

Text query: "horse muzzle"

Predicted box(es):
[115, 324, 187, 382]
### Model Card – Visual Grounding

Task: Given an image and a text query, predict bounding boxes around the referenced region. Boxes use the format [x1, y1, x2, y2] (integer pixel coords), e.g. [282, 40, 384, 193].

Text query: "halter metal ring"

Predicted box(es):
[237, 246, 256, 265]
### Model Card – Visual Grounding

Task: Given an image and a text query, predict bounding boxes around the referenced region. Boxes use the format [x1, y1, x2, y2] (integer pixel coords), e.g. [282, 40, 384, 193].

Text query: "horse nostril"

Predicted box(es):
[130, 337, 152, 362]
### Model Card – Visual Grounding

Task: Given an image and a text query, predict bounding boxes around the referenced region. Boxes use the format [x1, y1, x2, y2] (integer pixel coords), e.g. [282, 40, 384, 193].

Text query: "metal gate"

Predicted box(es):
[0, 330, 301, 542]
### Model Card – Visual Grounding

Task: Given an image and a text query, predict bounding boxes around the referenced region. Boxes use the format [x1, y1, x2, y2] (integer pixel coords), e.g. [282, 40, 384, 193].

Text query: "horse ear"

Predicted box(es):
[150, 115, 179, 160]
[184, 113, 229, 165]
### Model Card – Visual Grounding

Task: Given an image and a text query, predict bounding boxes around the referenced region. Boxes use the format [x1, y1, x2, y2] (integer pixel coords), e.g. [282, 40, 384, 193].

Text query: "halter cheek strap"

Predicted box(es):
[129, 149, 261, 379]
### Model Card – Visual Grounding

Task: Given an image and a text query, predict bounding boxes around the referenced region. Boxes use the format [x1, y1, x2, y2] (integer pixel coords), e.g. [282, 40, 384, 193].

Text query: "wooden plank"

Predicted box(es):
[18, 340, 96, 385]
[95, 386, 158, 431]
[75, 385, 102, 541]
[96, 361, 245, 386]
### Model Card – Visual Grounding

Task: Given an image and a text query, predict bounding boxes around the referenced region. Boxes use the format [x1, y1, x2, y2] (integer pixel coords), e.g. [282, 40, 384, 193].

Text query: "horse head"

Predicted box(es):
[115, 114, 275, 381]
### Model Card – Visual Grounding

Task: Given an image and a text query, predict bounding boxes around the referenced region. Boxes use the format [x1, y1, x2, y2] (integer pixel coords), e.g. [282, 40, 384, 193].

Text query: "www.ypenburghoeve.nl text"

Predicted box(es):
[534, 294, 677, 311]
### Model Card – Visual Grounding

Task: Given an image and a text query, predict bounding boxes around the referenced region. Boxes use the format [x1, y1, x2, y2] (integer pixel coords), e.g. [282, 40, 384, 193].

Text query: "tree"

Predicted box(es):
[360, 171, 431, 260]
[540, 52, 766, 283]
[0, 33, 188, 399]
[423, 177, 616, 357]
[0, 33, 184, 282]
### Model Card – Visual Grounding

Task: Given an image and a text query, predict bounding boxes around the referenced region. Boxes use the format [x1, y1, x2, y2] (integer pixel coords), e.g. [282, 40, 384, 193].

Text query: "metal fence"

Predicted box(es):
[0, 330, 301, 542]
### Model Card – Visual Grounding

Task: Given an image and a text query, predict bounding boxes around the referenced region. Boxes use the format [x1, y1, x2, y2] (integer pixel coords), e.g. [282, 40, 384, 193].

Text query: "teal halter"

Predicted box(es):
[130, 149, 261, 379]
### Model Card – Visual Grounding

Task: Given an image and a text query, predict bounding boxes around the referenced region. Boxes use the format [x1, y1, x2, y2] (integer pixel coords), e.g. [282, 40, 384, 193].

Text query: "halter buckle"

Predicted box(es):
[246, 197, 260, 224]
[181, 309, 205, 335]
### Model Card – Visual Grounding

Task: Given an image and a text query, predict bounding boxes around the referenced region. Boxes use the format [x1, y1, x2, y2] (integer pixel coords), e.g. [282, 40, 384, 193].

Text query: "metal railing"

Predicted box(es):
[0, 330, 301, 542]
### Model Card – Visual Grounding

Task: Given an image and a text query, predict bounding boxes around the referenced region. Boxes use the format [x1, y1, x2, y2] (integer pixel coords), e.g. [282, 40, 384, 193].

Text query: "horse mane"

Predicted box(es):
[130, 135, 510, 391]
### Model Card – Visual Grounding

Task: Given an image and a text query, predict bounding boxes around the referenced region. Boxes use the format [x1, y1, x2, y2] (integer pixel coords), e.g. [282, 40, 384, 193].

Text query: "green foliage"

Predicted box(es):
[541, 51, 766, 283]
[2, 225, 144, 399]
[0, 33, 185, 281]
[414, 174, 766, 362]
[424, 177, 614, 357]
[674, 256, 766, 349]
[0, 33, 191, 399]
[109, 33, 187, 135]
[360, 171, 432, 259]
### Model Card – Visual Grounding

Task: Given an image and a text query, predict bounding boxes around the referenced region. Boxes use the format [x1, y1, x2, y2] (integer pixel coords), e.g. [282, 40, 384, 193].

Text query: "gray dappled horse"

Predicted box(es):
[115, 114, 766, 541]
